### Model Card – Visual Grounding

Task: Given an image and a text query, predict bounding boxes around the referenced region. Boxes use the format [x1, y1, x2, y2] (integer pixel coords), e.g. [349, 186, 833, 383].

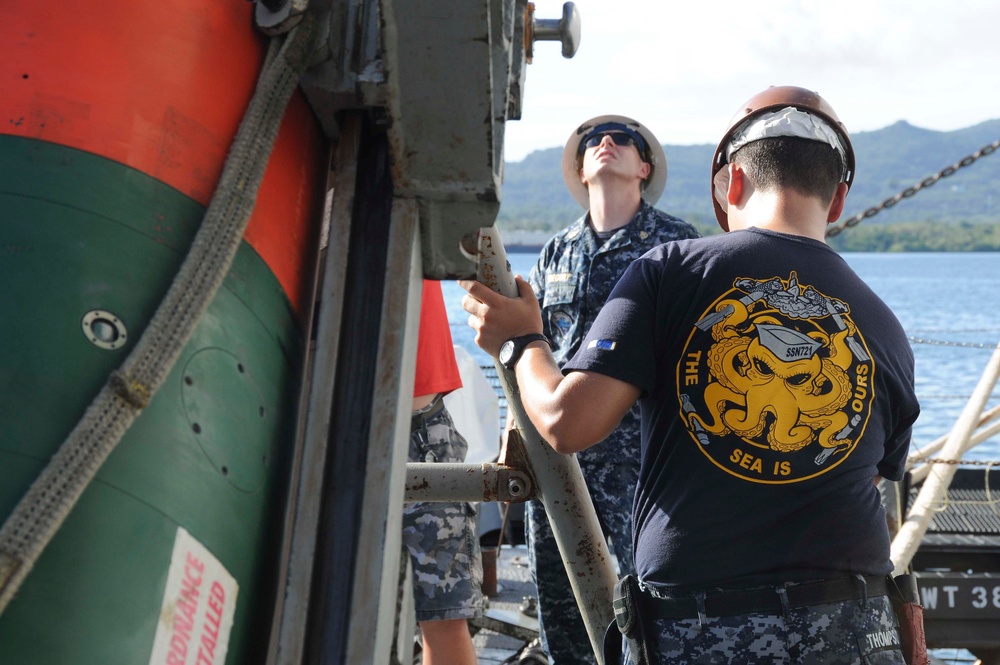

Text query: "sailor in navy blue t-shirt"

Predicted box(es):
[461, 86, 920, 664]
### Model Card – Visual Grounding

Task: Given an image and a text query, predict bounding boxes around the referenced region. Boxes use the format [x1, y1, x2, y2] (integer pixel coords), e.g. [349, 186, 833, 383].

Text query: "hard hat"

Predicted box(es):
[711, 86, 856, 231]
[561, 114, 668, 209]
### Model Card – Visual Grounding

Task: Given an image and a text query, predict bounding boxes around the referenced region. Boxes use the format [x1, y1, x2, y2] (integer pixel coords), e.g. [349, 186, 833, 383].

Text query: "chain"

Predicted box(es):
[908, 336, 1000, 349]
[827, 137, 1000, 238]
[915, 458, 1000, 466]
[917, 394, 1000, 400]
[908, 328, 1000, 334]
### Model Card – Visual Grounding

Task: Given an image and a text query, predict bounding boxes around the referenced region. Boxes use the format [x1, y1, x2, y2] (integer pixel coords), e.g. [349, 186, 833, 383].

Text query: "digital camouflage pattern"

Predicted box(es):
[526, 451, 639, 664]
[623, 595, 904, 664]
[528, 202, 699, 369]
[527, 202, 699, 663]
[402, 402, 484, 622]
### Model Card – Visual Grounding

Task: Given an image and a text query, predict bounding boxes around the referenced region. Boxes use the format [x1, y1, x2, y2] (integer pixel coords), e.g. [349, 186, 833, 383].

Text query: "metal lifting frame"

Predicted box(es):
[261, 2, 610, 662]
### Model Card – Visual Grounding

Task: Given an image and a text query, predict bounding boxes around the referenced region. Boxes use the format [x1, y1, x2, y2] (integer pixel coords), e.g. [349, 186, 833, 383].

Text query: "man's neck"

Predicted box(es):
[587, 185, 643, 233]
[727, 191, 831, 243]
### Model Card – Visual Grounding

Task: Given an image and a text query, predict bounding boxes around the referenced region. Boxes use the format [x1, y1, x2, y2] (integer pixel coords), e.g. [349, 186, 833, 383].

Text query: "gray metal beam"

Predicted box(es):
[267, 114, 359, 665]
[300, 113, 421, 665]
[403, 463, 533, 503]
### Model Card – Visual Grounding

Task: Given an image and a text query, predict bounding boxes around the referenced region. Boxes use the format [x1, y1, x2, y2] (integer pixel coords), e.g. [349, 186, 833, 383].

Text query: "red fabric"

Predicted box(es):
[414, 280, 462, 398]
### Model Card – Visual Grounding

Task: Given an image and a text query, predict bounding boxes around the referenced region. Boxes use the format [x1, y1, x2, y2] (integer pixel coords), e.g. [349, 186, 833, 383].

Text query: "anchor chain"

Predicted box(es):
[917, 394, 1000, 400]
[908, 336, 1000, 350]
[908, 328, 1000, 334]
[827, 137, 1000, 237]
[914, 458, 1000, 467]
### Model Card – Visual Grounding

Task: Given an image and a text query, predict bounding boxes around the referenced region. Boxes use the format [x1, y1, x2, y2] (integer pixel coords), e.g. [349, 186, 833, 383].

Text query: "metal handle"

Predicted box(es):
[476, 226, 615, 663]
[530, 2, 581, 59]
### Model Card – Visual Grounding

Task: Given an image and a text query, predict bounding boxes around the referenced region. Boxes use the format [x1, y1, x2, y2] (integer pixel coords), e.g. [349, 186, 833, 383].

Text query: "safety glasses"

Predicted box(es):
[582, 131, 638, 151]
[577, 123, 648, 158]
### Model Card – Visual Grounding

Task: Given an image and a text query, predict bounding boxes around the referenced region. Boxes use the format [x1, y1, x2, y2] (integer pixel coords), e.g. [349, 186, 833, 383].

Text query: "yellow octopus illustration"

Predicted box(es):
[687, 277, 860, 455]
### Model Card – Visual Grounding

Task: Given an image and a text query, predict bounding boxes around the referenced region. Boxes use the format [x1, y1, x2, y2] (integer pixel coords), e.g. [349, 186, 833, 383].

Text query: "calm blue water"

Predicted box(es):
[442, 251, 1000, 459]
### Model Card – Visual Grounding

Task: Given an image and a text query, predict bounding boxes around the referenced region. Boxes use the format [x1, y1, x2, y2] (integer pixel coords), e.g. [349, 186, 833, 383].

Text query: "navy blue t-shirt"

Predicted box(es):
[563, 228, 920, 592]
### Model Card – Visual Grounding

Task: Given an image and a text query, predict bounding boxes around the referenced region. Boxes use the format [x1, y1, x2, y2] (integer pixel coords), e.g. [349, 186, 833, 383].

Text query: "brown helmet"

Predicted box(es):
[711, 86, 856, 231]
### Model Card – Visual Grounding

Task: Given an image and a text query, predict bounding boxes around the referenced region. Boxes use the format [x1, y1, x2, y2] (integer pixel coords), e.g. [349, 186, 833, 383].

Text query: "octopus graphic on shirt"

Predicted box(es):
[679, 271, 874, 484]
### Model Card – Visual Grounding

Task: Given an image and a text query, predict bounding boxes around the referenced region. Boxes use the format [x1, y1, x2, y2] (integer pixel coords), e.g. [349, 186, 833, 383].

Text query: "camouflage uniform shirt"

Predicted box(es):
[528, 202, 698, 367]
[528, 200, 699, 469]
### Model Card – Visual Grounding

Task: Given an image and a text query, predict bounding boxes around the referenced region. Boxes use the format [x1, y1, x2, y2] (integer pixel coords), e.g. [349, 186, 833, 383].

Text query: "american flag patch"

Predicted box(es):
[588, 339, 616, 351]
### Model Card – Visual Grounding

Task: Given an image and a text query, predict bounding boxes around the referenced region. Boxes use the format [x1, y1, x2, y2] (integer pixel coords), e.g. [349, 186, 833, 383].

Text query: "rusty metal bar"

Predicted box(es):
[403, 463, 533, 503]
[473, 226, 617, 664]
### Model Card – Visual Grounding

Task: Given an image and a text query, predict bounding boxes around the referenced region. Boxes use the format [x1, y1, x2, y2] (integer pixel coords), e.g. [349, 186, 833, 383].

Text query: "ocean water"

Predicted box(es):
[442, 251, 1000, 460]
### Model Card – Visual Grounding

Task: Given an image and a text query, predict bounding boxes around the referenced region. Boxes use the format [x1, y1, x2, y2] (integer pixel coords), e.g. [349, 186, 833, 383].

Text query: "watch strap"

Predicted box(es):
[516, 333, 551, 350]
[502, 333, 552, 369]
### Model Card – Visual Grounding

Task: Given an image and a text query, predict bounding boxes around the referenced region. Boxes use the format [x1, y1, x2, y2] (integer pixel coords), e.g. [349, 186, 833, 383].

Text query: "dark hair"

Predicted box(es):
[731, 137, 843, 203]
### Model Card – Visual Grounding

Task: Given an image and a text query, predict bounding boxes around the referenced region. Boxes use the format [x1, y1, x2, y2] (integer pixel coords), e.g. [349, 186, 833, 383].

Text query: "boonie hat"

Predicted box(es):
[561, 114, 668, 209]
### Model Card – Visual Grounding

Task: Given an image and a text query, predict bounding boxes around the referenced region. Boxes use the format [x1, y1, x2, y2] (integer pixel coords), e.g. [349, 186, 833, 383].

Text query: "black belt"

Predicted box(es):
[411, 396, 446, 433]
[642, 574, 889, 620]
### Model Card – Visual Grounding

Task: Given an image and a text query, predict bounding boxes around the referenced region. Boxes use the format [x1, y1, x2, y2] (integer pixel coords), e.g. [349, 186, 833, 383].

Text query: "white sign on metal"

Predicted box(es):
[148, 527, 239, 665]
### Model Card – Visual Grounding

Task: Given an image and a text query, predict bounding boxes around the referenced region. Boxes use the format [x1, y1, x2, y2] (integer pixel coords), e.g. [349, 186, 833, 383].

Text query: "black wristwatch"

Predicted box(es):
[499, 333, 552, 370]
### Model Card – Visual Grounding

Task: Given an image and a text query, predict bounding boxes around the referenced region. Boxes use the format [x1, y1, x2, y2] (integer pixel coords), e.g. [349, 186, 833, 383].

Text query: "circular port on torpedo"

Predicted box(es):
[81, 309, 128, 350]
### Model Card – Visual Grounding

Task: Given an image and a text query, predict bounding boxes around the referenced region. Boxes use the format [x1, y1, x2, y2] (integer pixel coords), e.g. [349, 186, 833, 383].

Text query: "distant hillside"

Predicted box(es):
[498, 119, 1000, 241]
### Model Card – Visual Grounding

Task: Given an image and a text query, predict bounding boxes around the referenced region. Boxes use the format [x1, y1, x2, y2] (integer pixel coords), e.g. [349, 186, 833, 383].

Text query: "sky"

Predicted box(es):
[503, 0, 1000, 162]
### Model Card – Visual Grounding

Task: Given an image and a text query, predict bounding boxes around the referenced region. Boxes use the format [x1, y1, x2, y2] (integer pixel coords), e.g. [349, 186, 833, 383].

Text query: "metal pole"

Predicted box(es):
[891, 341, 1000, 574]
[403, 463, 533, 503]
[474, 226, 617, 663]
[908, 418, 1000, 484]
[905, 403, 1000, 470]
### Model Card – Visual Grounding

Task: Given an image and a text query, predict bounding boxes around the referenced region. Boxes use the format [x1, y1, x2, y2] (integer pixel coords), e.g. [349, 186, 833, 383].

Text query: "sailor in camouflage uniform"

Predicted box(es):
[524, 115, 699, 664]
[403, 280, 483, 665]
[403, 399, 484, 622]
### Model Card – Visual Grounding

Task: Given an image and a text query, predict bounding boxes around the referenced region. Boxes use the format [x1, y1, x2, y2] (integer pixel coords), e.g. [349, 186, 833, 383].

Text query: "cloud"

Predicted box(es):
[504, 0, 1000, 161]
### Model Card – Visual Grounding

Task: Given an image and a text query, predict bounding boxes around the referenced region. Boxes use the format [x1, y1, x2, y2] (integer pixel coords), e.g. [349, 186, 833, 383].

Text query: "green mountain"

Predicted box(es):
[498, 120, 1000, 249]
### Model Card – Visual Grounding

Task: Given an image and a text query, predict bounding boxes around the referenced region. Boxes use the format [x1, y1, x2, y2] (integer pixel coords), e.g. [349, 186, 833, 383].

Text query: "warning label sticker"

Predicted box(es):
[148, 527, 239, 665]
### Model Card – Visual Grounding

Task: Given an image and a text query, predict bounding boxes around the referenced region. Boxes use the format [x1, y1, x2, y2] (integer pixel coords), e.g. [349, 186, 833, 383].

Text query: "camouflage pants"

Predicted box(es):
[622, 594, 905, 664]
[402, 400, 484, 623]
[527, 458, 638, 664]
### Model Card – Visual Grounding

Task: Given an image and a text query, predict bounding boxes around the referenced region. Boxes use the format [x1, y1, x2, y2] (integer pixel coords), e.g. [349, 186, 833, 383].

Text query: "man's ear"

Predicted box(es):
[826, 182, 849, 224]
[727, 163, 744, 206]
[638, 161, 651, 180]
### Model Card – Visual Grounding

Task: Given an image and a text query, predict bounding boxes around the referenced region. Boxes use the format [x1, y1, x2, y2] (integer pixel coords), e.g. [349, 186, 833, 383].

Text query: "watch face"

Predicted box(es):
[499, 340, 516, 366]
